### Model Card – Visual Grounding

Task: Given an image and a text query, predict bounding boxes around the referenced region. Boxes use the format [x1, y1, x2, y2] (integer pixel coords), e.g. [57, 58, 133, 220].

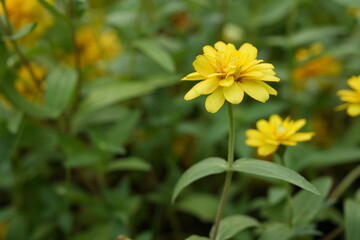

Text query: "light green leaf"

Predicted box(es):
[232, 158, 319, 195]
[79, 75, 179, 114]
[38, 0, 68, 21]
[185, 236, 210, 240]
[2, 22, 37, 40]
[134, 39, 175, 72]
[44, 67, 77, 118]
[256, 0, 296, 27]
[345, 199, 360, 240]
[210, 215, 259, 240]
[172, 157, 228, 203]
[176, 193, 218, 221]
[65, 150, 103, 168]
[259, 222, 292, 240]
[293, 177, 332, 224]
[106, 157, 151, 172]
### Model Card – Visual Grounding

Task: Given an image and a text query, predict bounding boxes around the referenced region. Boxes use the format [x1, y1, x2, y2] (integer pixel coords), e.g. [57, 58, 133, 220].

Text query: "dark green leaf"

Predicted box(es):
[185, 236, 210, 240]
[172, 157, 228, 203]
[176, 193, 218, 221]
[232, 158, 319, 195]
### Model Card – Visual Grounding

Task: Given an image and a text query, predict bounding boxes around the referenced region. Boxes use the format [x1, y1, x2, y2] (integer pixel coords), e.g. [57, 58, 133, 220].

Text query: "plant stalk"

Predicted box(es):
[280, 155, 294, 227]
[211, 103, 235, 240]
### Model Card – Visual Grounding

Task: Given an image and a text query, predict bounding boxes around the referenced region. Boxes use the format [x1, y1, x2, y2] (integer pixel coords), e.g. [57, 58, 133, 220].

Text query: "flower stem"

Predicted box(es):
[211, 103, 235, 240]
[280, 155, 294, 227]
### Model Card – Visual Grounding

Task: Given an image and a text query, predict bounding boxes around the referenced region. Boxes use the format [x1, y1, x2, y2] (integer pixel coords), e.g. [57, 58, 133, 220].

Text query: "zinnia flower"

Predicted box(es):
[336, 76, 360, 117]
[246, 115, 315, 156]
[182, 41, 279, 113]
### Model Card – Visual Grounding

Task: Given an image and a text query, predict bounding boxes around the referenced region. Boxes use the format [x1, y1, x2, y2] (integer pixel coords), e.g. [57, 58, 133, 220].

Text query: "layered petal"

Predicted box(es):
[240, 80, 270, 102]
[205, 88, 225, 113]
[223, 82, 244, 104]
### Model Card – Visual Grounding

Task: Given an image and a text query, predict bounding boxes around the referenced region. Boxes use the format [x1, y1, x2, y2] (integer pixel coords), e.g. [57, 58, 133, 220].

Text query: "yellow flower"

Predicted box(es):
[0, 0, 54, 42]
[246, 115, 315, 156]
[182, 41, 279, 113]
[73, 26, 121, 67]
[15, 63, 46, 103]
[336, 76, 360, 117]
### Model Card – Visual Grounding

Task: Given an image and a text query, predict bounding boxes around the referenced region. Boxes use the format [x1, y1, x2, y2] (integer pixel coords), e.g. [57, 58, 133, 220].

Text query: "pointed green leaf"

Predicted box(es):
[2, 22, 37, 40]
[185, 236, 209, 240]
[232, 158, 319, 195]
[106, 157, 151, 172]
[172, 157, 227, 203]
[134, 39, 175, 72]
[345, 199, 360, 240]
[44, 67, 77, 118]
[259, 222, 292, 240]
[210, 215, 259, 240]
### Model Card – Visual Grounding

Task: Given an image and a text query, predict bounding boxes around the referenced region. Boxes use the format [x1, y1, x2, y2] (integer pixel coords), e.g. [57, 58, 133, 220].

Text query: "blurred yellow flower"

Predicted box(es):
[336, 76, 360, 117]
[246, 115, 315, 156]
[72, 26, 121, 68]
[15, 63, 46, 103]
[0, 0, 53, 42]
[182, 41, 279, 113]
[295, 42, 324, 62]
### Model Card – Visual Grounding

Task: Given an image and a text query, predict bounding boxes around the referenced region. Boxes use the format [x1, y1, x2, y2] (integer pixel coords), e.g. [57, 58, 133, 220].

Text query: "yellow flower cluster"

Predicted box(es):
[337, 76, 360, 117]
[246, 115, 314, 156]
[15, 63, 46, 103]
[72, 26, 121, 68]
[182, 41, 279, 113]
[0, 0, 53, 42]
[293, 43, 341, 84]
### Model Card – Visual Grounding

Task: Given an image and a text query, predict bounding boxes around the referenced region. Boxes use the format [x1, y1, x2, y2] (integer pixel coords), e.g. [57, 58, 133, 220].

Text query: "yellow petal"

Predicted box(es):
[348, 76, 360, 91]
[181, 72, 205, 81]
[258, 144, 278, 156]
[245, 138, 264, 146]
[184, 87, 201, 100]
[261, 75, 280, 82]
[256, 81, 277, 95]
[219, 75, 235, 87]
[193, 59, 216, 76]
[246, 129, 263, 139]
[239, 43, 258, 62]
[214, 41, 227, 51]
[205, 88, 225, 113]
[194, 78, 219, 94]
[256, 119, 271, 134]
[269, 114, 282, 127]
[241, 71, 265, 79]
[240, 80, 270, 103]
[347, 104, 360, 116]
[248, 63, 274, 71]
[203, 45, 217, 58]
[223, 82, 244, 104]
[288, 132, 314, 142]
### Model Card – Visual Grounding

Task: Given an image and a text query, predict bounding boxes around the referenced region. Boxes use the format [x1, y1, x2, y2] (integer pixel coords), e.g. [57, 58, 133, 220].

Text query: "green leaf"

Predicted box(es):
[134, 39, 175, 72]
[232, 158, 319, 195]
[256, 0, 296, 27]
[185, 236, 210, 240]
[299, 147, 360, 170]
[176, 193, 218, 221]
[259, 222, 292, 240]
[2, 22, 37, 40]
[38, 0, 68, 21]
[64, 150, 103, 168]
[172, 157, 227, 203]
[106, 157, 151, 172]
[293, 177, 332, 224]
[345, 199, 360, 240]
[44, 67, 77, 118]
[210, 215, 259, 240]
[79, 75, 179, 114]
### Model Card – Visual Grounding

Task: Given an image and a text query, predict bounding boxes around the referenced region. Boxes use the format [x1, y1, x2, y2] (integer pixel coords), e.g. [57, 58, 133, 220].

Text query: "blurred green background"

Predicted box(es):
[0, 0, 360, 239]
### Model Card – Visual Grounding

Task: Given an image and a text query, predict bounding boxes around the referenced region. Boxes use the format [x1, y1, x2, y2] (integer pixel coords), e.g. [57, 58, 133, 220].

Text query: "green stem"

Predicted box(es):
[211, 103, 235, 240]
[280, 155, 294, 227]
[329, 164, 360, 200]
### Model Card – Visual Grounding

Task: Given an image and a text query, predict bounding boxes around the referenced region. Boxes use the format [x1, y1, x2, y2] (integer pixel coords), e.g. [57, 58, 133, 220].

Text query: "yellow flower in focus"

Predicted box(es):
[246, 115, 315, 156]
[182, 41, 280, 113]
[0, 0, 54, 42]
[73, 26, 121, 67]
[336, 76, 360, 117]
[15, 63, 46, 103]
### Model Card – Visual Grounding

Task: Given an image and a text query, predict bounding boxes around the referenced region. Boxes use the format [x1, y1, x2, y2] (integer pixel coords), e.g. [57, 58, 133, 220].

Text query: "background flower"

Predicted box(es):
[246, 115, 315, 156]
[337, 76, 360, 117]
